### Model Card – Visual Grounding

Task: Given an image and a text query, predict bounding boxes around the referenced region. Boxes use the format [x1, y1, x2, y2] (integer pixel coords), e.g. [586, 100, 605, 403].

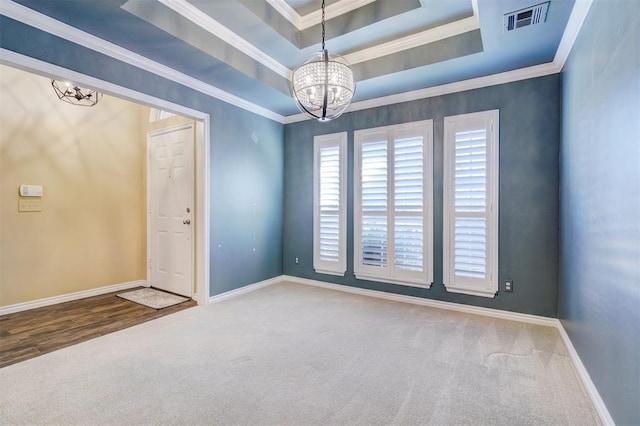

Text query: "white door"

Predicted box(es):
[148, 123, 194, 297]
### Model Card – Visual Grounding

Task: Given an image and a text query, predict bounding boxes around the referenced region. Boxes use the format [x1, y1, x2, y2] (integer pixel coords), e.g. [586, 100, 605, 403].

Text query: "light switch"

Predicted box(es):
[19, 199, 42, 212]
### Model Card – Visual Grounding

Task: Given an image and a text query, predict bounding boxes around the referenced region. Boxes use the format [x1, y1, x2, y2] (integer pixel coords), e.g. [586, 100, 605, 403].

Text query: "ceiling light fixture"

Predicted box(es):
[51, 80, 102, 107]
[291, 0, 355, 121]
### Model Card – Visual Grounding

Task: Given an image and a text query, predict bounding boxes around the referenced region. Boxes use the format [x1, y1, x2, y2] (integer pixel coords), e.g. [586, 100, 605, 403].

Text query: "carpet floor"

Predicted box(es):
[0, 281, 599, 425]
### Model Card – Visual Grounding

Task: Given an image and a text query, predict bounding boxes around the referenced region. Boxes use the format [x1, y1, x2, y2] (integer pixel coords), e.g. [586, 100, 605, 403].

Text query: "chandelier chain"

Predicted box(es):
[321, 0, 325, 51]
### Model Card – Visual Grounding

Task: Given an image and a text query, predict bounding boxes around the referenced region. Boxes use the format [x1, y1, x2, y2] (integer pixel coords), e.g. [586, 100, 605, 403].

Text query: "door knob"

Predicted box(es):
[183, 219, 191, 225]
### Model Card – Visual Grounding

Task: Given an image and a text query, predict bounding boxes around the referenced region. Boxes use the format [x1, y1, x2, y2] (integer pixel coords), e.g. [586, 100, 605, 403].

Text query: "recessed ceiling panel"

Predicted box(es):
[352, 29, 483, 81]
[123, 0, 291, 94]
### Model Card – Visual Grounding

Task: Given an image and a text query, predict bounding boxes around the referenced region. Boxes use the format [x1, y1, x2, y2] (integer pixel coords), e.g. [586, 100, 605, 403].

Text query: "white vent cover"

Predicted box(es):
[504, 2, 550, 32]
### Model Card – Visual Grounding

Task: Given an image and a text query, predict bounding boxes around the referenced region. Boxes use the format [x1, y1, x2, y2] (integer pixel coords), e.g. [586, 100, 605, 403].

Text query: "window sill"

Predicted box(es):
[314, 268, 346, 277]
[444, 284, 497, 298]
[355, 273, 431, 289]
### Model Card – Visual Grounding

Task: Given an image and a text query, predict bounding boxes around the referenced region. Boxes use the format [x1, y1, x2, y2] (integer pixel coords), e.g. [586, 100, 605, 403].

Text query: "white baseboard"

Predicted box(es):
[282, 275, 558, 327]
[208, 275, 281, 304]
[556, 321, 615, 426]
[0, 280, 147, 316]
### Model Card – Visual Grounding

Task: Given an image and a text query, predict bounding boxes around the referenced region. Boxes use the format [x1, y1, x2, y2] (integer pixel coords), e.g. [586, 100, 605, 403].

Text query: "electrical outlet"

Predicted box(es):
[505, 280, 513, 292]
[295, 257, 299, 264]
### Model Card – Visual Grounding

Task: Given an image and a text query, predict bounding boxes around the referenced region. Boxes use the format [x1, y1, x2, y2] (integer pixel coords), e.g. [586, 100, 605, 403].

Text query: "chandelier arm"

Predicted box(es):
[296, 94, 322, 119]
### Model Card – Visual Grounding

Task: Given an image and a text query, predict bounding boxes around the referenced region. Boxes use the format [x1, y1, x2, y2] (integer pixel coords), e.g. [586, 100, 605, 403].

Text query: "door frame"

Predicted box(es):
[147, 122, 197, 298]
[0, 49, 211, 306]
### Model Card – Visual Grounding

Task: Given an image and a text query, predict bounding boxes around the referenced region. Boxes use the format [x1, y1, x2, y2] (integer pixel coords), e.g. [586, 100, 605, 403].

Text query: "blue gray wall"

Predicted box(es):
[0, 17, 284, 297]
[284, 75, 561, 317]
[4, 5, 637, 421]
[560, 1, 640, 424]
[210, 106, 283, 294]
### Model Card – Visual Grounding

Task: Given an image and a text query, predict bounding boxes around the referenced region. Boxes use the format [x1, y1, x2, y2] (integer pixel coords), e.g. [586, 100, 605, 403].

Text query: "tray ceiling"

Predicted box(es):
[2, 0, 577, 120]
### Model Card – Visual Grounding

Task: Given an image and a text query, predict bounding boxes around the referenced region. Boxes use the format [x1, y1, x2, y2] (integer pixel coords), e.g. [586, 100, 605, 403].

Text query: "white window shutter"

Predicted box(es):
[313, 132, 347, 276]
[394, 136, 424, 273]
[319, 146, 340, 262]
[361, 138, 388, 269]
[453, 129, 487, 279]
[444, 110, 499, 297]
[354, 121, 433, 288]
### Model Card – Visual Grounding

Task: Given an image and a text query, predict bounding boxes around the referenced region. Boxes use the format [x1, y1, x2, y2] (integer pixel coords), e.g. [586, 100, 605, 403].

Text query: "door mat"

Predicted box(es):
[117, 288, 189, 309]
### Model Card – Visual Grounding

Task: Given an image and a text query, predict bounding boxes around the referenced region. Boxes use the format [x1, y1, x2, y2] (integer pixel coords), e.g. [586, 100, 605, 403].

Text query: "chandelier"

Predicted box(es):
[291, 0, 355, 121]
[51, 80, 102, 107]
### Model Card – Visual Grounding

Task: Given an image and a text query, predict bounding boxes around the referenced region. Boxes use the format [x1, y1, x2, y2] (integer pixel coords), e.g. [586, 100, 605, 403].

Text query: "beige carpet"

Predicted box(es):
[0, 281, 600, 425]
[117, 287, 189, 309]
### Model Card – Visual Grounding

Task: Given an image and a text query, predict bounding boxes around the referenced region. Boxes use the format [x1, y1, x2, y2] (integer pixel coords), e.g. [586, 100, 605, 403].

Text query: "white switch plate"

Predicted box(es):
[19, 184, 43, 197]
[19, 199, 42, 212]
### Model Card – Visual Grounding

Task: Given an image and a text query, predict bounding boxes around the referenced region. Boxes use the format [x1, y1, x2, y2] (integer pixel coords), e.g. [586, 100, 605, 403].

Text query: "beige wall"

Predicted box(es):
[0, 65, 148, 307]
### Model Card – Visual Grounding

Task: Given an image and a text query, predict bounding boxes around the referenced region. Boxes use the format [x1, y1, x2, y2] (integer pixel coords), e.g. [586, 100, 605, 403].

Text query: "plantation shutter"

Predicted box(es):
[361, 138, 388, 268]
[319, 145, 340, 262]
[444, 110, 499, 297]
[394, 136, 424, 272]
[354, 121, 433, 287]
[313, 133, 347, 276]
[453, 129, 487, 279]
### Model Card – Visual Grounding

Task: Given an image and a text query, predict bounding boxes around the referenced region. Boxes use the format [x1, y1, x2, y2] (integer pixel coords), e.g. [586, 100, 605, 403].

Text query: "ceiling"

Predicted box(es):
[3, 0, 577, 121]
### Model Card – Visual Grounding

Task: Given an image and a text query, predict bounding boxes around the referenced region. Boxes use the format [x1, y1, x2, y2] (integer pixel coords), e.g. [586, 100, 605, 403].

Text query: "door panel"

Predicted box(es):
[148, 124, 194, 297]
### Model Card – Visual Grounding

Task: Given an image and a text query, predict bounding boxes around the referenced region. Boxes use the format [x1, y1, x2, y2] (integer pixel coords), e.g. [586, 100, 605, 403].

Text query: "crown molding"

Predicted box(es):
[263, 0, 300, 28]
[0, 0, 284, 123]
[2, 0, 593, 126]
[284, 0, 591, 124]
[344, 15, 479, 65]
[552, 0, 593, 69]
[299, 0, 376, 29]
[283, 62, 560, 124]
[158, 0, 291, 79]
[0, 48, 206, 121]
[471, 0, 479, 19]
[265, 0, 376, 30]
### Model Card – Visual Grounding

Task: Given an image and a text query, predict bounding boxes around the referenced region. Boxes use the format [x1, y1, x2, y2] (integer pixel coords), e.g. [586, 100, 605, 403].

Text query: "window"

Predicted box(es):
[149, 109, 177, 122]
[313, 132, 347, 276]
[354, 120, 433, 287]
[443, 110, 499, 297]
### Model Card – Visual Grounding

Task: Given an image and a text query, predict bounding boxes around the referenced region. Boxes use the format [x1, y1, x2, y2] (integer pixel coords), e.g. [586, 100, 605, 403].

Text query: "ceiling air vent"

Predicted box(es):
[504, 2, 550, 32]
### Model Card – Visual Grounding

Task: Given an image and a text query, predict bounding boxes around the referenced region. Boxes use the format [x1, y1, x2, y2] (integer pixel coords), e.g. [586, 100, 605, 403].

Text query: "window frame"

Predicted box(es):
[313, 132, 348, 276]
[353, 120, 433, 288]
[443, 109, 499, 298]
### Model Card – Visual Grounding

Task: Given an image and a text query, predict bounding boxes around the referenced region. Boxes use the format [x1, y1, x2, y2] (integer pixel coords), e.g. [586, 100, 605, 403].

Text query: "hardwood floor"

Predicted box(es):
[0, 288, 196, 368]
